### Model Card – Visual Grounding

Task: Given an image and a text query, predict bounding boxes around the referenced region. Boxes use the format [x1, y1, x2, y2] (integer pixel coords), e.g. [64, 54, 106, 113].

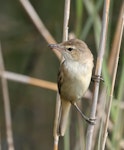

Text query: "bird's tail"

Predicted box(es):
[58, 99, 71, 136]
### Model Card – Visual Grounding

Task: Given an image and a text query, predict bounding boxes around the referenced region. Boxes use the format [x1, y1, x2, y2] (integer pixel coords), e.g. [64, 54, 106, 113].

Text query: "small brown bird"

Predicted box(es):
[49, 39, 94, 136]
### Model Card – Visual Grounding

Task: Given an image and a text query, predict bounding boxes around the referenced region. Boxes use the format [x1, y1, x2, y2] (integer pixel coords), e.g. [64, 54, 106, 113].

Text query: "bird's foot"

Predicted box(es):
[91, 75, 104, 83]
[86, 117, 97, 125]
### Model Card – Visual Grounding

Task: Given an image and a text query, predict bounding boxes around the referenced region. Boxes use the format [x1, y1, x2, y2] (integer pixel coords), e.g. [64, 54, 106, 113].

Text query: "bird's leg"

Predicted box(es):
[72, 103, 96, 125]
[91, 75, 104, 83]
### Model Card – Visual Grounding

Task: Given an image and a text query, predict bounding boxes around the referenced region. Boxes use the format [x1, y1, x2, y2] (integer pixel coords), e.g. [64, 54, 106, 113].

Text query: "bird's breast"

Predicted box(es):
[59, 60, 92, 102]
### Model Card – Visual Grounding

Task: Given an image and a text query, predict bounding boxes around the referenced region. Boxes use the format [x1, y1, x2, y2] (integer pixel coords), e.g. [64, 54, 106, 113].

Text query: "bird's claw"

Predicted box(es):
[86, 118, 97, 125]
[91, 75, 104, 83]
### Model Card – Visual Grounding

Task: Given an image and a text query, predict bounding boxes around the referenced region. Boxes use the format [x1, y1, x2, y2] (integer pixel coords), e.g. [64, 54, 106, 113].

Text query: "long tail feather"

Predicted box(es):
[58, 99, 71, 136]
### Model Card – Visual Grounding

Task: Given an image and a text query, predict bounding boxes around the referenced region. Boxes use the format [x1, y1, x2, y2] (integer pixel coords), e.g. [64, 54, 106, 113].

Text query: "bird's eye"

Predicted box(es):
[67, 47, 73, 51]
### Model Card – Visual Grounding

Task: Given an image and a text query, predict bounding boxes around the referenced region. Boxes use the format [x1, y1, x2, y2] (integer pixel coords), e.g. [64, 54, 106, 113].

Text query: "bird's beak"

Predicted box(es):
[48, 44, 65, 52]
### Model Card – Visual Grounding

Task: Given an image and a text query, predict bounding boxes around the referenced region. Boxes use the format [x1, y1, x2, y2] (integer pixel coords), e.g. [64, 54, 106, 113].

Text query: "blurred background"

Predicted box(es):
[0, 0, 123, 150]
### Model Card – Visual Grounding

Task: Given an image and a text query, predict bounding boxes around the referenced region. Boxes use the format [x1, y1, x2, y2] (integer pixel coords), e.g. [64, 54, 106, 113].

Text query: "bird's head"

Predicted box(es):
[49, 39, 93, 62]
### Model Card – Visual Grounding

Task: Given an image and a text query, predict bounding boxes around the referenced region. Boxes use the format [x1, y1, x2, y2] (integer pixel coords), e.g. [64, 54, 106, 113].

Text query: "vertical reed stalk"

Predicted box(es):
[101, 9, 124, 149]
[53, 0, 71, 150]
[62, 1, 71, 149]
[0, 43, 15, 150]
[86, 0, 110, 149]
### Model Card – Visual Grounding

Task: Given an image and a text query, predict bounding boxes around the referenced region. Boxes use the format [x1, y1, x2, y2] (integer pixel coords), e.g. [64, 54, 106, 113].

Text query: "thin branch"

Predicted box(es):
[0, 71, 57, 91]
[53, 0, 71, 150]
[19, 0, 61, 59]
[102, 7, 124, 149]
[0, 43, 15, 150]
[108, 1, 124, 75]
[63, 0, 71, 41]
[63, 2, 71, 150]
[86, 0, 110, 149]
[0, 71, 93, 97]
[53, 94, 61, 150]
[93, 2, 124, 149]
